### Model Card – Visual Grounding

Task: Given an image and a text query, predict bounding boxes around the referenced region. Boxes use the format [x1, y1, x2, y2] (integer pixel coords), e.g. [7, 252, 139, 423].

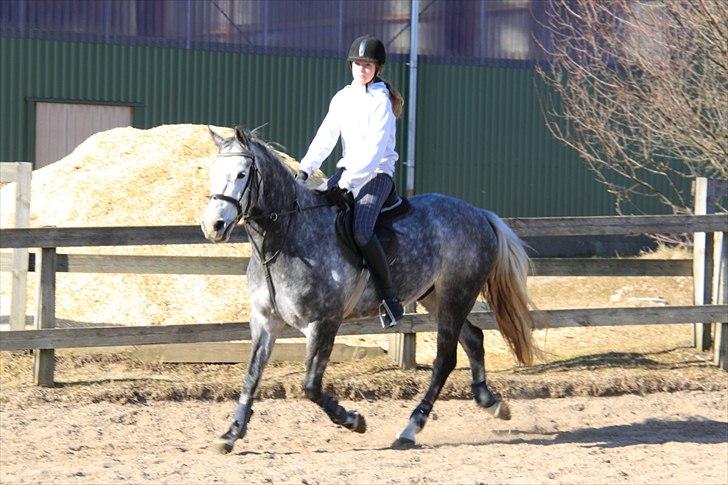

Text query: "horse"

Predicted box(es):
[200, 126, 538, 453]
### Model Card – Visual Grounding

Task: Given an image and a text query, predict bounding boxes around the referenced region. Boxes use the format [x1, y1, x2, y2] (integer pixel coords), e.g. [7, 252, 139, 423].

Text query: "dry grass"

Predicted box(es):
[1, 339, 724, 409]
[639, 243, 691, 259]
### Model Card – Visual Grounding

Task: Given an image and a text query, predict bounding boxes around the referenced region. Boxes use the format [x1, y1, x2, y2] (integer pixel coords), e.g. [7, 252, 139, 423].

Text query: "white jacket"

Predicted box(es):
[300, 80, 398, 196]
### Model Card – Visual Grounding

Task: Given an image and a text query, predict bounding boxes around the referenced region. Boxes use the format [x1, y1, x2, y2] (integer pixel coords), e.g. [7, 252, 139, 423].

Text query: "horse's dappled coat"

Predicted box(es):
[201, 127, 538, 453]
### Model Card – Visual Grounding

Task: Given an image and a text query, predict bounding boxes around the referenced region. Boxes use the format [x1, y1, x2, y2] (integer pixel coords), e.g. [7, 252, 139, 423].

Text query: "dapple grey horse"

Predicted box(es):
[200, 127, 538, 453]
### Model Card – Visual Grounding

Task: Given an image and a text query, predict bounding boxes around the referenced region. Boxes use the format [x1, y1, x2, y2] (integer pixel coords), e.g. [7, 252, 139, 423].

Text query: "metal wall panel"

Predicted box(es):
[0, 0, 414, 58]
[0, 36, 407, 180]
[1, 37, 633, 216]
[413, 62, 616, 216]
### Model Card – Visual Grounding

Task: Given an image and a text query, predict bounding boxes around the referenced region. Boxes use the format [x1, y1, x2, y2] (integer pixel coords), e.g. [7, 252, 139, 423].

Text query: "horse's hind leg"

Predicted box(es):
[216, 315, 280, 454]
[392, 289, 468, 448]
[459, 319, 511, 420]
[303, 319, 366, 433]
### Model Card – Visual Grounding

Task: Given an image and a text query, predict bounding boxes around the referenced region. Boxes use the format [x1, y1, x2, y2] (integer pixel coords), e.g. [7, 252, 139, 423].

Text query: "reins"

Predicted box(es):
[209, 149, 329, 317]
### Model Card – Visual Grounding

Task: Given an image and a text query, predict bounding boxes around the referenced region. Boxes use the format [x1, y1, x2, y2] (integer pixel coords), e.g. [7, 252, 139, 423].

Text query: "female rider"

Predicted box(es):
[296, 35, 405, 327]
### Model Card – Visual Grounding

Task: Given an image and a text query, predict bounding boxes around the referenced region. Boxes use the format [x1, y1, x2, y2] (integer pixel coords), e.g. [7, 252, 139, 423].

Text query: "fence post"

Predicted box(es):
[693, 178, 715, 351]
[390, 303, 417, 369]
[33, 247, 56, 387]
[390, 333, 416, 369]
[713, 231, 727, 370]
[10, 162, 32, 331]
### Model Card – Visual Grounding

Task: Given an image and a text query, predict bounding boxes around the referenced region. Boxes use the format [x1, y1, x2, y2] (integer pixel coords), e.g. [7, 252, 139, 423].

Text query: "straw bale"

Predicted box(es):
[0, 124, 327, 326]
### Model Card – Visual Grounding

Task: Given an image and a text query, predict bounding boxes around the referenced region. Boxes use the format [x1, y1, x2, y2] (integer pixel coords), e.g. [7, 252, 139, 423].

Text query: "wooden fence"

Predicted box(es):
[0, 180, 726, 386]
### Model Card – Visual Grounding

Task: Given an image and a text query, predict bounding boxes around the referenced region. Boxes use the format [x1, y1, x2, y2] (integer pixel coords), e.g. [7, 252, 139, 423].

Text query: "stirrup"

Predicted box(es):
[379, 299, 403, 328]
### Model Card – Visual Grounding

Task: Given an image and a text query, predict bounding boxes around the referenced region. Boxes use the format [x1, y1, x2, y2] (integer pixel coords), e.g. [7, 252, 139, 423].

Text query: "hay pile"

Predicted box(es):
[0, 124, 326, 326]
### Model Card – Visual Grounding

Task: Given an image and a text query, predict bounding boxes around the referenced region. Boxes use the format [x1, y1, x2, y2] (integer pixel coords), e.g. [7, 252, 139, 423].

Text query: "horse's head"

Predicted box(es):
[201, 126, 257, 243]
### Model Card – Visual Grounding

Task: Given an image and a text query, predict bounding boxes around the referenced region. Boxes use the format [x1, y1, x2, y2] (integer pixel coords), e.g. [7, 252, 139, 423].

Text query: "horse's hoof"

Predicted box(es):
[391, 437, 416, 450]
[485, 399, 511, 420]
[346, 411, 367, 433]
[215, 438, 235, 454]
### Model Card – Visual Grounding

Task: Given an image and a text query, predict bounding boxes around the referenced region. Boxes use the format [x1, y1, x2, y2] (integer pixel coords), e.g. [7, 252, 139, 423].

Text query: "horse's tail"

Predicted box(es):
[481, 211, 540, 366]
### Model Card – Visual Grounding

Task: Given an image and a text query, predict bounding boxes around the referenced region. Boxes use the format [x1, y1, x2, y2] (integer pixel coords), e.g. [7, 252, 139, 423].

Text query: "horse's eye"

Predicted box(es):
[237, 172, 245, 179]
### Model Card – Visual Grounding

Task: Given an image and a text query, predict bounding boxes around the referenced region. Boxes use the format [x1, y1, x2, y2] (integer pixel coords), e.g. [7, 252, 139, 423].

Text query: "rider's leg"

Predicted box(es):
[325, 168, 344, 190]
[352, 174, 403, 326]
[358, 235, 403, 325]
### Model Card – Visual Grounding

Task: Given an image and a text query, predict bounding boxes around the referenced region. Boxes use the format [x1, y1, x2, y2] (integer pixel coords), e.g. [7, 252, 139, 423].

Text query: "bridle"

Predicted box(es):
[208, 148, 328, 316]
[209, 150, 258, 224]
[210, 150, 327, 225]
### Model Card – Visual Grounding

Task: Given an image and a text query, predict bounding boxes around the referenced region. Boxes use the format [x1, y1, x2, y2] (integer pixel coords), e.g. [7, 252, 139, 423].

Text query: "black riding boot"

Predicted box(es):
[359, 235, 404, 327]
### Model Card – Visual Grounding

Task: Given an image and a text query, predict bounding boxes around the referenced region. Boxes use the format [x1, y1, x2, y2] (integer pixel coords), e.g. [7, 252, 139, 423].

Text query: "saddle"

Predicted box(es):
[317, 185, 412, 267]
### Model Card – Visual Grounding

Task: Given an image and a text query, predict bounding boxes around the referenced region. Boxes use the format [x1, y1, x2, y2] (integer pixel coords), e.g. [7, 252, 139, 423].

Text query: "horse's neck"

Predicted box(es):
[253, 143, 322, 213]
[253, 147, 296, 214]
[294, 180, 325, 207]
[246, 145, 326, 253]
[250, 178, 332, 261]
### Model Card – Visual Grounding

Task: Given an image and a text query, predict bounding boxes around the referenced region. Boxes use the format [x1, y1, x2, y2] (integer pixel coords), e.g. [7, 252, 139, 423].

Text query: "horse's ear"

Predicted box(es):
[234, 126, 250, 146]
[208, 125, 225, 148]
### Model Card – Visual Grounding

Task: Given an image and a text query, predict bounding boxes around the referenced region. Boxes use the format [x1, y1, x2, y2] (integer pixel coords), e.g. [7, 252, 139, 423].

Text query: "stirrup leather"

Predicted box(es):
[379, 299, 402, 328]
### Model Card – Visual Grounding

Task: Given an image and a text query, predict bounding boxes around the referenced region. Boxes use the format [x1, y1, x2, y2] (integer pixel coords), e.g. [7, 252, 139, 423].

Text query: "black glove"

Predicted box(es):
[324, 185, 354, 210]
[295, 170, 309, 184]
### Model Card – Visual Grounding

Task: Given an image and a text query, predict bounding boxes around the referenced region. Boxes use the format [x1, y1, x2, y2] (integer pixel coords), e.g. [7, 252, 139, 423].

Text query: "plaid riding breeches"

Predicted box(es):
[326, 169, 395, 247]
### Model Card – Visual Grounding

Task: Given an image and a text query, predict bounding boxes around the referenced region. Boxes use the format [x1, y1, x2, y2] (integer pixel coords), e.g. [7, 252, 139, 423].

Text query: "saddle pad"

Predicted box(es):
[334, 192, 412, 267]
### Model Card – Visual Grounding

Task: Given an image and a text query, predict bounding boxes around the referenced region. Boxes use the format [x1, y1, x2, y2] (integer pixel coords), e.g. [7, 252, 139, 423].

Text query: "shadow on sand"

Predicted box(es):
[511, 348, 709, 374]
[487, 417, 728, 448]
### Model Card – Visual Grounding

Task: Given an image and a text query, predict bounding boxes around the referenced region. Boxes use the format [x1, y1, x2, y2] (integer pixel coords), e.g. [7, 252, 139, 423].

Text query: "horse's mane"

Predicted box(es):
[233, 127, 326, 193]
[249, 135, 296, 179]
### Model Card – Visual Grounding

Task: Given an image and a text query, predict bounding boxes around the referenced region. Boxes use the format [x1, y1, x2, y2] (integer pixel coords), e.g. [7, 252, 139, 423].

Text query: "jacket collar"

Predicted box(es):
[349, 79, 385, 95]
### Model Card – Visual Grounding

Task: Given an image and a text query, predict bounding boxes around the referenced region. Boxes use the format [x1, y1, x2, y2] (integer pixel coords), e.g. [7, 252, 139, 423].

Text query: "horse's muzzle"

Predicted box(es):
[201, 219, 229, 243]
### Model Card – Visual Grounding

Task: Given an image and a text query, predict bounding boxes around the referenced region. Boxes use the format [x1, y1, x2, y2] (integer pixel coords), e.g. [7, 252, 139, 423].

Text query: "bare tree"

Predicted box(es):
[536, 0, 727, 216]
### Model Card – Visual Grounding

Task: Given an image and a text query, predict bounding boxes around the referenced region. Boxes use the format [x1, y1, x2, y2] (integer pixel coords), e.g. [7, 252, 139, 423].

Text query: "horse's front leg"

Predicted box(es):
[216, 312, 281, 454]
[303, 319, 367, 433]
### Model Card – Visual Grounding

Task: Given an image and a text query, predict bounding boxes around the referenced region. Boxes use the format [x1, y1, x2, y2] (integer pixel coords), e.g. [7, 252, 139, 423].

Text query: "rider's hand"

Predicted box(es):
[322, 185, 352, 209]
[335, 186, 354, 207]
[339, 186, 354, 204]
[295, 170, 309, 184]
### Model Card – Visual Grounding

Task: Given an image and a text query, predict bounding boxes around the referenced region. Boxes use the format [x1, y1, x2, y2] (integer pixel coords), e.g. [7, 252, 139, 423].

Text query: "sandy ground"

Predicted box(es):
[1, 392, 726, 484]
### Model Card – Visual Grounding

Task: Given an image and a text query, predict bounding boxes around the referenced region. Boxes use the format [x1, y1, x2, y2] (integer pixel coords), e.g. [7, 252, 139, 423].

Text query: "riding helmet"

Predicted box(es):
[347, 35, 386, 65]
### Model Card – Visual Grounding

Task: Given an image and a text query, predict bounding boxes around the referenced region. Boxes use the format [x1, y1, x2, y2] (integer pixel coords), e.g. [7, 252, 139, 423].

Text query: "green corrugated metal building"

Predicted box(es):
[0, 0, 623, 217]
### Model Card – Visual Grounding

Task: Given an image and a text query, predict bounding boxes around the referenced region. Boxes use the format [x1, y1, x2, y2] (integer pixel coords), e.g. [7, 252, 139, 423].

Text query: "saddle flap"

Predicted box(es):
[328, 188, 412, 266]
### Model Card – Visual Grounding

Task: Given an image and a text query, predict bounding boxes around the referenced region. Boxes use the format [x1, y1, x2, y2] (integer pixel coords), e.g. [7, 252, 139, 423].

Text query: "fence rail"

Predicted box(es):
[2, 306, 726, 352]
[0, 253, 693, 277]
[1, 188, 726, 384]
[1, 214, 726, 249]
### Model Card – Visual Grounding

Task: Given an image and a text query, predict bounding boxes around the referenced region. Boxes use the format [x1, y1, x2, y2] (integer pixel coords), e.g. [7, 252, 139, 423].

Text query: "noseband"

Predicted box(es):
[209, 193, 243, 217]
